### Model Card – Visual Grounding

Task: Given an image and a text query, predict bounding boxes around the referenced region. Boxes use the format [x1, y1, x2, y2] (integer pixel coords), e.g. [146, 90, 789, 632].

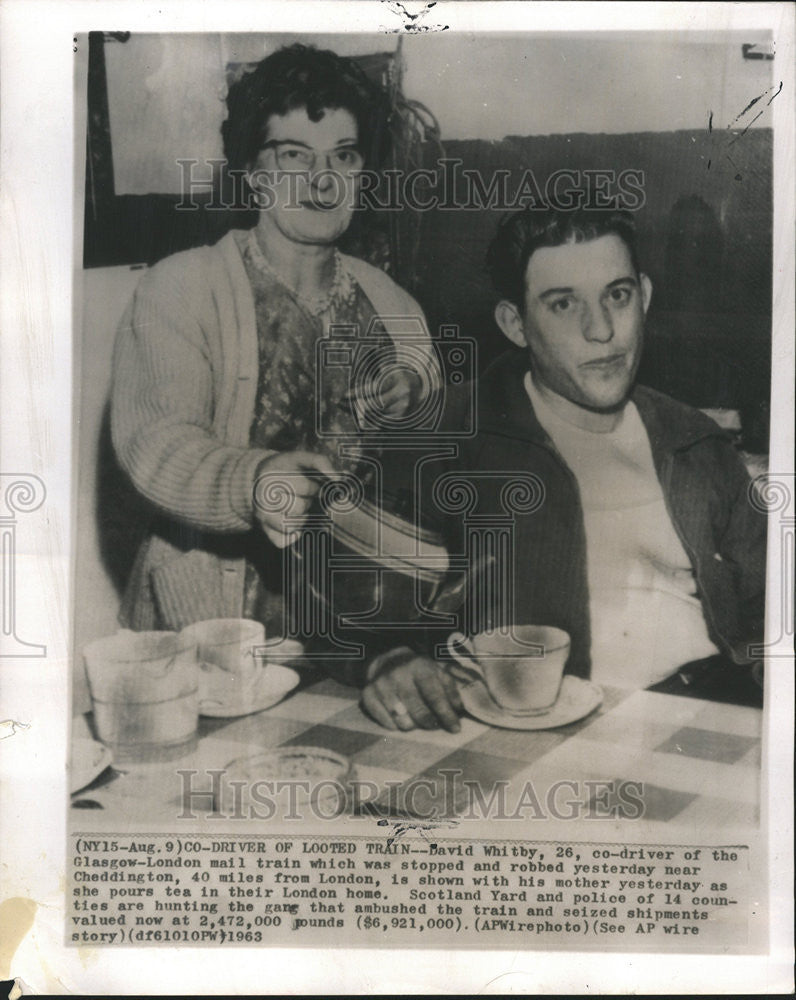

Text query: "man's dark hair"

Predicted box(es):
[486, 207, 641, 310]
[221, 43, 392, 173]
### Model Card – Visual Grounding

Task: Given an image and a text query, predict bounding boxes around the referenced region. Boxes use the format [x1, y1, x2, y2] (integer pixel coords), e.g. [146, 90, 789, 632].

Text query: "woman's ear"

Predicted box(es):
[640, 273, 653, 314]
[494, 300, 527, 349]
[245, 167, 276, 210]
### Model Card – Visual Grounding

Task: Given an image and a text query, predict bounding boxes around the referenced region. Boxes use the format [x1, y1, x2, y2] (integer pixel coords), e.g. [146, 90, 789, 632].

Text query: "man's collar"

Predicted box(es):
[632, 384, 732, 453]
[476, 349, 731, 453]
[476, 350, 550, 444]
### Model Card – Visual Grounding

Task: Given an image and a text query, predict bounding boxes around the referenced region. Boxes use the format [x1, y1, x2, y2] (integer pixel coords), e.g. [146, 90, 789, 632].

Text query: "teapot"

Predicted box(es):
[288, 484, 492, 633]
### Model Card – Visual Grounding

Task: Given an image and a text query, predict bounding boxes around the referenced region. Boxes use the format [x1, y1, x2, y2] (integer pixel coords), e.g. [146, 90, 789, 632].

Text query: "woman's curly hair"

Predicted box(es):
[222, 43, 393, 173]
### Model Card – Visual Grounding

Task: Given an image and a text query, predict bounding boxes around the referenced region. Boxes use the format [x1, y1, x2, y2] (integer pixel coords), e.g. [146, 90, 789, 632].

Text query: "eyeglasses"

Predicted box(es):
[260, 140, 364, 173]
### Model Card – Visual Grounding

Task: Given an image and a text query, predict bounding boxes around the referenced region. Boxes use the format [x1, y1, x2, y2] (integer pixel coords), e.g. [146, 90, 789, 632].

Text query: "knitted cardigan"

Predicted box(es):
[111, 230, 435, 630]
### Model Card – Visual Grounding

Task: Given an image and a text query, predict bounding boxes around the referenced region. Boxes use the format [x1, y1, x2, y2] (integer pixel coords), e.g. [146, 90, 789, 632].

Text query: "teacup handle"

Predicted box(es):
[446, 632, 484, 683]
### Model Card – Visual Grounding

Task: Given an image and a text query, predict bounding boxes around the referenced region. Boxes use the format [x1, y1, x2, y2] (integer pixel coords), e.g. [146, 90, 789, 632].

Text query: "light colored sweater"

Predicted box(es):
[525, 374, 720, 686]
[111, 230, 435, 630]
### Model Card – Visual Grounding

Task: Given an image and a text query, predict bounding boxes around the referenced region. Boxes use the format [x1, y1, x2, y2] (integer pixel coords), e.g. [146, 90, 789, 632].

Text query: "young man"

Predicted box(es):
[362, 208, 766, 732]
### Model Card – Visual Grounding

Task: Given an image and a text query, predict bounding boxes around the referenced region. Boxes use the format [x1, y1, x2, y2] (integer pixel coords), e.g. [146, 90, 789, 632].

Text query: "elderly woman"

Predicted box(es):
[111, 44, 434, 638]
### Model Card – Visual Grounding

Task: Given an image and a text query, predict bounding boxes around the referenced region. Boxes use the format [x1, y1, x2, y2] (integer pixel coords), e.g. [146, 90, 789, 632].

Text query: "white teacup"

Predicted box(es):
[82, 629, 199, 763]
[180, 618, 265, 710]
[447, 626, 570, 715]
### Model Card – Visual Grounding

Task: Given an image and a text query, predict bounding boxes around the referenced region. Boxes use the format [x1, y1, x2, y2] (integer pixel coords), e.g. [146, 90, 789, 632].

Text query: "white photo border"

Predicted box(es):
[0, 1, 793, 994]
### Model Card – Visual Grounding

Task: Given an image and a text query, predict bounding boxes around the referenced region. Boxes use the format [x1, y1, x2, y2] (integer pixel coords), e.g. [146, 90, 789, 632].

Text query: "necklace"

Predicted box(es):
[246, 230, 355, 318]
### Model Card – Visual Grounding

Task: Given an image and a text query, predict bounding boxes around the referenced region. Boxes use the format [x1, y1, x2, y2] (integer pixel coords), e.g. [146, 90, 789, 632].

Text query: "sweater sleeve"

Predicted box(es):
[111, 253, 272, 533]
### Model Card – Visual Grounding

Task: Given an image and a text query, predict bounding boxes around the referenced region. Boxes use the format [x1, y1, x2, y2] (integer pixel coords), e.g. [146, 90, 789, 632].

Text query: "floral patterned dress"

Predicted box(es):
[234, 231, 389, 634]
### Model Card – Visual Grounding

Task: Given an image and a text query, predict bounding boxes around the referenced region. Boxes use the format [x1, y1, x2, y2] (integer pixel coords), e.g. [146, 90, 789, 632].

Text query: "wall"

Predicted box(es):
[105, 32, 403, 194]
[401, 33, 775, 140]
[102, 32, 774, 195]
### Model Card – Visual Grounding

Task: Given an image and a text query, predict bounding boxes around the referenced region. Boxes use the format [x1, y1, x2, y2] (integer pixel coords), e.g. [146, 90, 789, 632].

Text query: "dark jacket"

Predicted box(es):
[427, 350, 767, 680]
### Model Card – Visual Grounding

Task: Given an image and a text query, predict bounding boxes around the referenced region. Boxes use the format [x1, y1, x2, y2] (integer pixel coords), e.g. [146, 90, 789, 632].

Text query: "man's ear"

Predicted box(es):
[494, 299, 527, 349]
[640, 273, 653, 314]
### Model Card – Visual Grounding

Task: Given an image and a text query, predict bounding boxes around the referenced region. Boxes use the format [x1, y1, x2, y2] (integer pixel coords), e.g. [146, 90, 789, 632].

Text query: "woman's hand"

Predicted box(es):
[253, 450, 336, 547]
[361, 646, 463, 732]
[343, 369, 426, 424]
[377, 369, 425, 419]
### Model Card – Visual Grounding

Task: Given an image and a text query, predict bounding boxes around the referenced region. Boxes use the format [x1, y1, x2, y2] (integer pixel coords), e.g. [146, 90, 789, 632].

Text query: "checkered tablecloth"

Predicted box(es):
[72, 671, 762, 829]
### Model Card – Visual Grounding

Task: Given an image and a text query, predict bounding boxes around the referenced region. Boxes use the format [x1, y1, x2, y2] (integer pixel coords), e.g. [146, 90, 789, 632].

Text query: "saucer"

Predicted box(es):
[259, 638, 305, 664]
[199, 664, 300, 718]
[459, 675, 603, 730]
[70, 737, 114, 793]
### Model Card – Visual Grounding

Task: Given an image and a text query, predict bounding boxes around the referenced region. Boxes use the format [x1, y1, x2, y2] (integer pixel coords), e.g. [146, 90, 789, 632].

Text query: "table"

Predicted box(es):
[71, 670, 762, 830]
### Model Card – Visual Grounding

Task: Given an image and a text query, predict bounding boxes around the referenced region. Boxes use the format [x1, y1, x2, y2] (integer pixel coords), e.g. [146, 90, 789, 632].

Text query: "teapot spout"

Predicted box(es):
[429, 551, 496, 612]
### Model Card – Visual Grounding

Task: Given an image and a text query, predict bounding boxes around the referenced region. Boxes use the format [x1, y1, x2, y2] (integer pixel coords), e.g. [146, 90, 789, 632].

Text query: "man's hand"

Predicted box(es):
[361, 646, 463, 733]
[253, 450, 335, 547]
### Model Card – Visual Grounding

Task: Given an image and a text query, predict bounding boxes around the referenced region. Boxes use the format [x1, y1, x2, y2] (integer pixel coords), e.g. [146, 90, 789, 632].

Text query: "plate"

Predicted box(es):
[70, 737, 114, 793]
[459, 674, 603, 730]
[199, 663, 300, 718]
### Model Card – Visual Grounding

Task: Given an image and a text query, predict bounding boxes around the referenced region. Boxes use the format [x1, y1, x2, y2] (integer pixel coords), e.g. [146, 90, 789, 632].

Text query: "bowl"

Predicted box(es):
[218, 747, 354, 819]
